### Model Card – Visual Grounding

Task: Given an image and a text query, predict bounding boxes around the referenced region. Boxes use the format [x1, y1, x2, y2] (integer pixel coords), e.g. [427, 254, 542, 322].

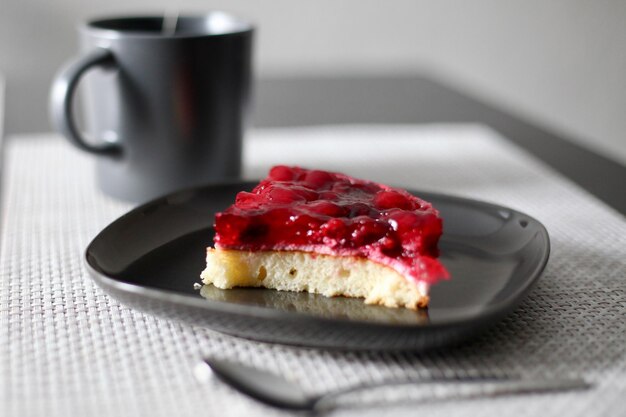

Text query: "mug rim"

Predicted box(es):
[82, 13, 254, 39]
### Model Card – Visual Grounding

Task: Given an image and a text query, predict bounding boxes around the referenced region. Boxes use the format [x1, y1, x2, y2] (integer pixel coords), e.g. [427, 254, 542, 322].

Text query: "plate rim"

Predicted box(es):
[84, 181, 551, 329]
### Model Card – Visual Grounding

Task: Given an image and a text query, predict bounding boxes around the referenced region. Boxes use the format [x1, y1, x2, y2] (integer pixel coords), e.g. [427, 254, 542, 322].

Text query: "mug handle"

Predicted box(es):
[50, 48, 123, 157]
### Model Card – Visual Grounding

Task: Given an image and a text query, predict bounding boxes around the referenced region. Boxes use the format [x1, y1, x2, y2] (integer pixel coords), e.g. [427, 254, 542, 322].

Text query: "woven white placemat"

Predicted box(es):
[1, 125, 624, 417]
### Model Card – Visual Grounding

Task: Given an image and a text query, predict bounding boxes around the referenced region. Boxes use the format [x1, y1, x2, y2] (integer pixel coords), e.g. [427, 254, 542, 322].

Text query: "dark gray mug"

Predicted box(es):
[51, 14, 253, 203]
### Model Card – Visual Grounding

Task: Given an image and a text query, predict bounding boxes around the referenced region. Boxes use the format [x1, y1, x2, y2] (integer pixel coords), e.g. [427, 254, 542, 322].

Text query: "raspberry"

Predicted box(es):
[268, 165, 296, 181]
[261, 185, 317, 204]
[235, 191, 262, 209]
[303, 170, 335, 189]
[350, 217, 389, 246]
[374, 190, 414, 210]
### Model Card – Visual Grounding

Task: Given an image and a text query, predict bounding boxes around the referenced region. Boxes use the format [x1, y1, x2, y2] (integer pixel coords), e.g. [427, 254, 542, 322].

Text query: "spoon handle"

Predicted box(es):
[474, 377, 591, 397]
[314, 376, 591, 411]
[198, 357, 591, 412]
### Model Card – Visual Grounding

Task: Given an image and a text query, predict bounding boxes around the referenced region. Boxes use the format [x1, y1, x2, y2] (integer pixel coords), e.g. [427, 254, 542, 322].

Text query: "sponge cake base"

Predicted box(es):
[200, 248, 429, 309]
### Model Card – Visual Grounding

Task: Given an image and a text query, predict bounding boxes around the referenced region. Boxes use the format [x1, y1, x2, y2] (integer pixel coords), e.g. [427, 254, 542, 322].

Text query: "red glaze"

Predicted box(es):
[214, 166, 449, 284]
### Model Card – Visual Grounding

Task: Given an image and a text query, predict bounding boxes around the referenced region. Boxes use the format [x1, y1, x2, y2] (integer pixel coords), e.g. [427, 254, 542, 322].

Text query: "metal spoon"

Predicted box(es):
[195, 357, 591, 412]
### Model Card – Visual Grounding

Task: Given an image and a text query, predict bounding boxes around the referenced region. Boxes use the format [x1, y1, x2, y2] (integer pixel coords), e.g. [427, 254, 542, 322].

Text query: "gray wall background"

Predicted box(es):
[1, 0, 625, 164]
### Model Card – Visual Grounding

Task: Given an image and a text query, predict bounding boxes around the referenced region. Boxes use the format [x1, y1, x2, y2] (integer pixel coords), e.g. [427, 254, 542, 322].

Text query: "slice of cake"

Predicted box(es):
[200, 166, 448, 309]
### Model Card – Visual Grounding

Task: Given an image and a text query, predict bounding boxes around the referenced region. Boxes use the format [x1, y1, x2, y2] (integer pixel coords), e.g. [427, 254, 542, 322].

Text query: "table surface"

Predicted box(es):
[255, 76, 626, 216]
[0, 74, 4, 144]
[2, 124, 625, 417]
[2, 76, 625, 417]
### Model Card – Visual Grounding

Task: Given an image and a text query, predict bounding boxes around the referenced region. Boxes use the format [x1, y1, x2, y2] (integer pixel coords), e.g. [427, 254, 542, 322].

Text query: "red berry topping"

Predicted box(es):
[214, 166, 448, 284]
[305, 201, 348, 217]
[303, 170, 335, 189]
[374, 190, 415, 210]
[268, 165, 296, 181]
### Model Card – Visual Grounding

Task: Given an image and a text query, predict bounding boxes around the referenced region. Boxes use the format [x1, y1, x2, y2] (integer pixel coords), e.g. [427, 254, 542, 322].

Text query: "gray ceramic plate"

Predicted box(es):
[85, 182, 549, 350]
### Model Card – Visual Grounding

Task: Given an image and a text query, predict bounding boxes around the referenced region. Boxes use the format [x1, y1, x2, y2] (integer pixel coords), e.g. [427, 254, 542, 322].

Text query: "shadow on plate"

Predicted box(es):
[199, 285, 430, 325]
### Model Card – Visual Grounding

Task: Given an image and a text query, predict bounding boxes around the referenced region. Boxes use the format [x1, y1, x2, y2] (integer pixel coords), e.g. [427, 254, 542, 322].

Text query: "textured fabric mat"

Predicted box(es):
[1, 125, 625, 417]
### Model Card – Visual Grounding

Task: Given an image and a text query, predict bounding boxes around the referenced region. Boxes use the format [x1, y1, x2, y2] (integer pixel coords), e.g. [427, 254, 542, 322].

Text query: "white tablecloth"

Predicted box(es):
[1, 124, 624, 416]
